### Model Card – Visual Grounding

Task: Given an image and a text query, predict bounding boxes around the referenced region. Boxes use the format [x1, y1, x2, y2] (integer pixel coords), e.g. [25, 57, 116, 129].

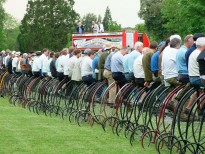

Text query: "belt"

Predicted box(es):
[123, 72, 129, 74]
[105, 68, 111, 71]
[82, 74, 92, 77]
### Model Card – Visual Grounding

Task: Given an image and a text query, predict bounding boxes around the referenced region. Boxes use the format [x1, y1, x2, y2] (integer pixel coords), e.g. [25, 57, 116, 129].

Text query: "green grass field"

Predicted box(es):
[0, 97, 157, 154]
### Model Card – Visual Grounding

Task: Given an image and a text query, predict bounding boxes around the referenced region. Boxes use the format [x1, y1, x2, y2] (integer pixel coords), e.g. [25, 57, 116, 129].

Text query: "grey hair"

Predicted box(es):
[170, 38, 181, 48]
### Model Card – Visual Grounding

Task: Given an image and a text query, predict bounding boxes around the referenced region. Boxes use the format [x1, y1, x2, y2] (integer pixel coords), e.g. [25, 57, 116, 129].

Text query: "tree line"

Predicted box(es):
[0, 0, 122, 52]
[0, 0, 205, 52]
[139, 0, 205, 41]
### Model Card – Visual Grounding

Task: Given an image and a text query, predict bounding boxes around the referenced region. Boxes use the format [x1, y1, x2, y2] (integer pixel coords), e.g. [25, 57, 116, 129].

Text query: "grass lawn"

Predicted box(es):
[0, 97, 157, 154]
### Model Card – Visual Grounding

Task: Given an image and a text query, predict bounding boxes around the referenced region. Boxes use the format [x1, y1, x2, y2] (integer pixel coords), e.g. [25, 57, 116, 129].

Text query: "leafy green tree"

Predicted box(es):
[81, 13, 97, 32]
[103, 6, 112, 31]
[97, 14, 102, 23]
[162, 0, 205, 37]
[0, 0, 6, 50]
[108, 21, 122, 32]
[18, 0, 79, 52]
[134, 24, 147, 33]
[3, 13, 20, 50]
[139, 0, 168, 41]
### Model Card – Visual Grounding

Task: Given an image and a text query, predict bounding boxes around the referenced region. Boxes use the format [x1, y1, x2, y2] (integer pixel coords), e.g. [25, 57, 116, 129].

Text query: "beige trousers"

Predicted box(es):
[103, 69, 116, 103]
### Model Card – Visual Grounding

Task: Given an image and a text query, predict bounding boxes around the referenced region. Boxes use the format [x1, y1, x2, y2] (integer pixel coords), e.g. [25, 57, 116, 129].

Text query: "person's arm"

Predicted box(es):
[92, 59, 97, 79]
[37, 59, 41, 71]
[89, 58, 93, 69]
[82, 25, 84, 33]
[158, 52, 163, 76]
[70, 59, 76, 77]
[98, 55, 103, 69]
[142, 53, 153, 84]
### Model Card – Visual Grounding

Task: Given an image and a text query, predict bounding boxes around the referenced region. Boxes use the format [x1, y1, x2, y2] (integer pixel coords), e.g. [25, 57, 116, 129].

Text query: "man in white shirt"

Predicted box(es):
[81, 50, 96, 85]
[39, 48, 49, 77]
[57, 50, 67, 81]
[92, 21, 99, 33]
[46, 52, 55, 77]
[67, 49, 81, 79]
[4, 51, 11, 68]
[72, 55, 83, 82]
[98, 22, 104, 33]
[12, 52, 21, 74]
[32, 52, 42, 78]
[188, 37, 205, 87]
[133, 47, 149, 87]
[162, 38, 181, 86]
[124, 41, 143, 82]
[64, 47, 74, 80]
[66, 49, 81, 78]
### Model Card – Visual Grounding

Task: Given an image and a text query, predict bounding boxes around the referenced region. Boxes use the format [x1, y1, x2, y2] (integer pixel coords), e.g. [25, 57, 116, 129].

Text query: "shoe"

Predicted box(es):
[184, 108, 194, 115]
[198, 109, 205, 118]
[95, 97, 101, 104]
[107, 102, 114, 106]
[127, 104, 133, 113]
[109, 103, 118, 109]
[166, 101, 175, 112]
[122, 99, 127, 105]
[180, 112, 198, 122]
[107, 103, 117, 109]
[137, 101, 143, 108]
[180, 112, 191, 122]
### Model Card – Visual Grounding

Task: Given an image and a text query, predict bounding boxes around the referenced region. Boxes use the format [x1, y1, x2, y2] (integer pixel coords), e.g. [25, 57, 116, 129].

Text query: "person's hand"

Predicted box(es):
[201, 79, 205, 86]
[144, 82, 150, 87]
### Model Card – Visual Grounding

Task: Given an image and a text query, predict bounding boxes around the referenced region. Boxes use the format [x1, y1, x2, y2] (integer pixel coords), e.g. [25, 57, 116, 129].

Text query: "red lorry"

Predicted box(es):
[72, 30, 150, 50]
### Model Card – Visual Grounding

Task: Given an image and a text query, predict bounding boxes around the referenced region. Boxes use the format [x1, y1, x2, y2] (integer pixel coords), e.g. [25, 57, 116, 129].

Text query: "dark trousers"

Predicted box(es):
[82, 74, 97, 86]
[178, 74, 189, 84]
[33, 71, 41, 78]
[112, 72, 127, 88]
[22, 70, 27, 75]
[135, 78, 145, 87]
[13, 67, 16, 74]
[64, 75, 71, 82]
[125, 72, 135, 82]
[58, 72, 64, 81]
[42, 72, 47, 78]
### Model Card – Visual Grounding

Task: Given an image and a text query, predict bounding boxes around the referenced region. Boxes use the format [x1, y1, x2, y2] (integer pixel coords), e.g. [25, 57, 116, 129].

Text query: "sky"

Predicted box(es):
[3, 0, 144, 27]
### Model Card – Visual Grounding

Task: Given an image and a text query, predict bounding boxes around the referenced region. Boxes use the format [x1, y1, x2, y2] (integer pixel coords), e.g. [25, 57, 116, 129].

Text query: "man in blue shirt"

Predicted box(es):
[92, 50, 101, 80]
[123, 42, 143, 82]
[185, 33, 204, 68]
[151, 41, 165, 80]
[76, 22, 84, 34]
[176, 35, 194, 83]
[111, 47, 128, 88]
[103, 48, 118, 104]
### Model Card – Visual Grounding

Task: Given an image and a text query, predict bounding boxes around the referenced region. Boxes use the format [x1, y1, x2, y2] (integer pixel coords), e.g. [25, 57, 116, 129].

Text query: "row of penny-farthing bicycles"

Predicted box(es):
[0, 69, 204, 154]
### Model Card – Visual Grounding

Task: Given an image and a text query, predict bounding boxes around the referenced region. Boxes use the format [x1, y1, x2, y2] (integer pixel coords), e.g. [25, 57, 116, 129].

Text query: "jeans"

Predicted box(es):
[112, 72, 127, 88]
[135, 78, 145, 87]
[33, 71, 41, 78]
[42, 72, 47, 78]
[189, 76, 205, 87]
[178, 74, 189, 84]
[125, 72, 135, 82]
[82, 74, 97, 86]
[58, 72, 64, 81]
[21, 70, 27, 75]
